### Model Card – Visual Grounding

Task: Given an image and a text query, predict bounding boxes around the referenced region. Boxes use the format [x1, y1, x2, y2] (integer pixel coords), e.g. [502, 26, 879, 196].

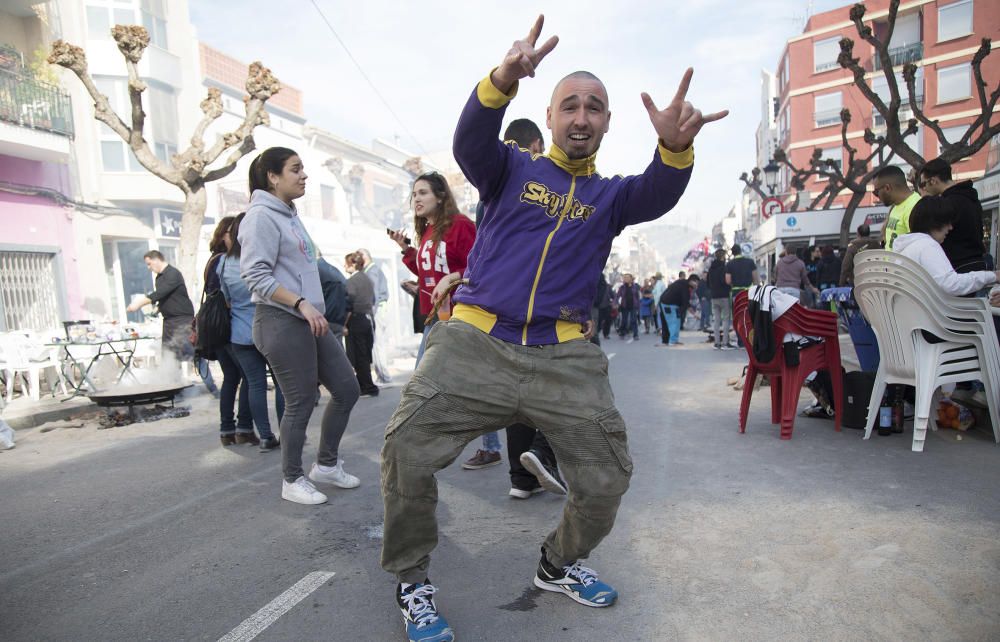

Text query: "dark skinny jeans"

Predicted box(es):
[217, 345, 251, 435]
[253, 304, 361, 482]
[228, 343, 284, 441]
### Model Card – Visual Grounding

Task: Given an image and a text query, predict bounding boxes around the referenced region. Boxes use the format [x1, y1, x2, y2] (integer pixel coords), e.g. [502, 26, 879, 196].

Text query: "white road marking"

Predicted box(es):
[607, 353, 616, 360]
[218, 571, 336, 642]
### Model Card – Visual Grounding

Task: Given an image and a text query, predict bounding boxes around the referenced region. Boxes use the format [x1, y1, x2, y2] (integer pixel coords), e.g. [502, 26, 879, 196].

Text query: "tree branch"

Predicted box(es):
[112, 25, 148, 146]
[49, 36, 181, 185]
[203, 136, 257, 183]
[738, 168, 768, 200]
[839, 1, 923, 168]
[202, 62, 279, 169]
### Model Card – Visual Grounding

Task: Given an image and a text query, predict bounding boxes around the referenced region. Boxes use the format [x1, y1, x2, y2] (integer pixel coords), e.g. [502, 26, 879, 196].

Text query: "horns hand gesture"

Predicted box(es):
[491, 15, 559, 94]
[642, 69, 729, 153]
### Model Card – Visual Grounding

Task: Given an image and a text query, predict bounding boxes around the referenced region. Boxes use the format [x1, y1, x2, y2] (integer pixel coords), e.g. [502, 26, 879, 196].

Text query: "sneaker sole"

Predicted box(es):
[533, 575, 616, 608]
[461, 459, 502, 470]
[308, 472, 361, 489]
[519, 452, 567, 495]
[281, 492, 327, 505]
[404, 623, 454, 642]
[509, 486, 545, 499]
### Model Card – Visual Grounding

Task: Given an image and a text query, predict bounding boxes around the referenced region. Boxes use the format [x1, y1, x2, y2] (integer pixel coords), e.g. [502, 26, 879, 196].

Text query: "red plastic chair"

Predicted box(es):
[733, 290, 843, 439]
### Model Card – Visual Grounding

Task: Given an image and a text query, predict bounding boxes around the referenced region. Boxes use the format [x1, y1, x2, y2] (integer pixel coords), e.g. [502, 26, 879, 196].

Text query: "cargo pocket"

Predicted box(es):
[596, 408, 633, 473]
[385, 374, 441, 438]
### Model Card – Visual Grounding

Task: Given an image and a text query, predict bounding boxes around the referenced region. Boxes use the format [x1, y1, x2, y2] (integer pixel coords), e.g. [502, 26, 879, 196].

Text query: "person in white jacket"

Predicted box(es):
[893, 196, 999, 296]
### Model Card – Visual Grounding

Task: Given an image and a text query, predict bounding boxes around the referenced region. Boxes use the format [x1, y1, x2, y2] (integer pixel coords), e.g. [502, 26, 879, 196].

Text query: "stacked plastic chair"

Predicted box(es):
[733, 290, 843, 439]
[853, 250, 1000, 452]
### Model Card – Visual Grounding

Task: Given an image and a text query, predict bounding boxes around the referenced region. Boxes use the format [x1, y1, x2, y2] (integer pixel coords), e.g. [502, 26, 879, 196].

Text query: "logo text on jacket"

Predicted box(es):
[520, 181, 595, 222]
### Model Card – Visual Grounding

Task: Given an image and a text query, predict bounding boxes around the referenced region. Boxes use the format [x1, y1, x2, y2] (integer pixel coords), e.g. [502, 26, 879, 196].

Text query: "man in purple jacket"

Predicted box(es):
[381, 15, 726, 641]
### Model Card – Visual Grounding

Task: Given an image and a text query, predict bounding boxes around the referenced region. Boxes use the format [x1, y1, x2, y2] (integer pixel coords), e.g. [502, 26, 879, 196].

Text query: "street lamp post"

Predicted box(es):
[763, 159, 780, 195]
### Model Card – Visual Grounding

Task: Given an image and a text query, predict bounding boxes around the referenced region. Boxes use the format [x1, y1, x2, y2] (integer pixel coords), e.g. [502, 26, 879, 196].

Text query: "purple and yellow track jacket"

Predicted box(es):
[451, 74, 694, 346]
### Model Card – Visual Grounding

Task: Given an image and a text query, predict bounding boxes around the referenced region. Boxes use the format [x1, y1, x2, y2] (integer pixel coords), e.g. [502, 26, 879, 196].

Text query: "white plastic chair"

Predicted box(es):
[0, 334, 68, 402]
[854, 251, 1000, 401]
[853, 257, 1000, 452]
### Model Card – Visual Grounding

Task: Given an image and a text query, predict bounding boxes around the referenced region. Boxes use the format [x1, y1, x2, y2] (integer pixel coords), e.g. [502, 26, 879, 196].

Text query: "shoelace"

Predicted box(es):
[564, 562, 598, 587]
[296, 478, 318, 492]
[401, 585, 439, 626]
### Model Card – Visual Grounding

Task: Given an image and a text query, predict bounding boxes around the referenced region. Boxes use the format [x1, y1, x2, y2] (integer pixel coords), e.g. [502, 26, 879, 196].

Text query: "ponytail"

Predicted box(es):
[248, 147, 298, 195]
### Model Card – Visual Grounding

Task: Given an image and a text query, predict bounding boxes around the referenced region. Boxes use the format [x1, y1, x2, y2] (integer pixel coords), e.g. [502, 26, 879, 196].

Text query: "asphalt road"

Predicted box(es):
[2, 328, 999, 641]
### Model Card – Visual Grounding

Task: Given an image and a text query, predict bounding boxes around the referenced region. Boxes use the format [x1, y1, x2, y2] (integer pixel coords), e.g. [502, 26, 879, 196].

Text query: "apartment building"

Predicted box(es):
[0, 1, 82, 332]
[773, 0, 999, 209]
[0, 0, 433, 337]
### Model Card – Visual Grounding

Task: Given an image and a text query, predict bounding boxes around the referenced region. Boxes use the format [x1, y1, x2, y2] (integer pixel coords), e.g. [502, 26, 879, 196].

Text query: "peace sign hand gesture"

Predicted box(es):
[491, 14, 559, 94]
[641, 68, 729, 153]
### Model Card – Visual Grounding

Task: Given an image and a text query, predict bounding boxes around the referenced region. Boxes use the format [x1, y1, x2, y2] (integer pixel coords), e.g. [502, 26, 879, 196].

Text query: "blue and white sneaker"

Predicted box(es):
[397, 582, 454, 642]
[533, 551, 618, 607]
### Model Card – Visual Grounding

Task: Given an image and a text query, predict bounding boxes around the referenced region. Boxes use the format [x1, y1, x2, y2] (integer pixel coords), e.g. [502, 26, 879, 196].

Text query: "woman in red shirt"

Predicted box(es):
[389, 172, 476, 363]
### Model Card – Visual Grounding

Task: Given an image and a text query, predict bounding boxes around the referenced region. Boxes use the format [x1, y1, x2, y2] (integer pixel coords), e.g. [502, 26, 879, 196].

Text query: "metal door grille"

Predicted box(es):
[0, 251, 60, 331]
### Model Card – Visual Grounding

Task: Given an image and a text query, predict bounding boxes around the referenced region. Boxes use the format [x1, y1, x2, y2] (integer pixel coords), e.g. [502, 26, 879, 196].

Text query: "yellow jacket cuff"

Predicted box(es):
[657, 142, 694, 169]
[477, 70, 519, 109]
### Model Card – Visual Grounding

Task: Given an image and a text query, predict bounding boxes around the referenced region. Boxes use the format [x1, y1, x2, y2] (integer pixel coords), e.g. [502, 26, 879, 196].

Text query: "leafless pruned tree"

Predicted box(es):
[48, 25, 280, 290]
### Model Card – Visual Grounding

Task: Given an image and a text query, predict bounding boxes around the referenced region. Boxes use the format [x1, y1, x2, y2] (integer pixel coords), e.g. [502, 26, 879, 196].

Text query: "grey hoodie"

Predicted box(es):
[774, 254, 810, 290]
[239, 189, 324, 318]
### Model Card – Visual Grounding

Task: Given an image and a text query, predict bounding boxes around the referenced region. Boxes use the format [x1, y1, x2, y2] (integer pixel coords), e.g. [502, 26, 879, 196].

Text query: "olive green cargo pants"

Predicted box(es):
[380, 319, 633, 584]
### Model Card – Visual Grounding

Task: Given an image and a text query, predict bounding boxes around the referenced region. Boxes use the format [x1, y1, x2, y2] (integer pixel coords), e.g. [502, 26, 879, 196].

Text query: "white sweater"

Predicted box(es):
[893, 232, 996, 296]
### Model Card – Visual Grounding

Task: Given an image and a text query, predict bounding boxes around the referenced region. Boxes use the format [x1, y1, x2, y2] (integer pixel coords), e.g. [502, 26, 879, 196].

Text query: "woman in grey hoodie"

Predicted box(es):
[238, 147, 361, 505]
[774, 250, 819, 304]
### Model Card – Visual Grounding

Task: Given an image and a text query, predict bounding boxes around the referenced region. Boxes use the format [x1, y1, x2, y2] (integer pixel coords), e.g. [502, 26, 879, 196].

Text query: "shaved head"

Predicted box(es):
[551, 71, 607, 105]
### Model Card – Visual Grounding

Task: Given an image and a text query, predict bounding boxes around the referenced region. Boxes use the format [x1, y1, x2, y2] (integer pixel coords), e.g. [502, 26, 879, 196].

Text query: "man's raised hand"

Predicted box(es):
[491, 15, 559, 94]
[641, 68, 728, 153]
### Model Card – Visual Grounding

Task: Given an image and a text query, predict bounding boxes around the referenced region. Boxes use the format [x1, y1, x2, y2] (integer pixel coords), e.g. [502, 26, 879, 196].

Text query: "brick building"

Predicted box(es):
[773, 0, 999, 208]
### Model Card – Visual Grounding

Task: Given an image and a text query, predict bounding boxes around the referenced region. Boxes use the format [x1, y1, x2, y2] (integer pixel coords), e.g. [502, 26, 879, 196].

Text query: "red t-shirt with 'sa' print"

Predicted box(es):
[402, 215, 476, 315]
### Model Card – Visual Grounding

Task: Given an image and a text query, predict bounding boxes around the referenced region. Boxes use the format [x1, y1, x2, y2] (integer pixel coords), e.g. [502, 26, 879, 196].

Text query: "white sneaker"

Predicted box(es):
[281, 476, 328, 505]
[309, 461, 361, 489]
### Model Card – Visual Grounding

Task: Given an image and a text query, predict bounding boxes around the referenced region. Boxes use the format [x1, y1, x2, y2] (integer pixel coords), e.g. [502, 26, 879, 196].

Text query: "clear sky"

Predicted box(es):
[189, 0, 852, 235]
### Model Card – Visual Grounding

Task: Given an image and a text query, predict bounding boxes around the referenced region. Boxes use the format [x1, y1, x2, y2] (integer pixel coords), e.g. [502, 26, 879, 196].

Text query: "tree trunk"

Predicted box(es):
[178, 184, 207, 302]
[838, 190, 867, 247]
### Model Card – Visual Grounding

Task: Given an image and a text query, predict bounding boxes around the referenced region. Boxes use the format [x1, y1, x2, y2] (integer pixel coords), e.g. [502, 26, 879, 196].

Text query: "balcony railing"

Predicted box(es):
[872, 93, 924, 127]
[0, 67, 74, 138]
[873, 42, 923, 71]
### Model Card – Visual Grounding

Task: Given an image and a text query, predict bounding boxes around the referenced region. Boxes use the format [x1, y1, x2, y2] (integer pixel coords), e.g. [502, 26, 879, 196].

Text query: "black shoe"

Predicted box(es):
[361, 388, 380, 398]
[259, 437, 280, 452]
[519, 450, 567, 495]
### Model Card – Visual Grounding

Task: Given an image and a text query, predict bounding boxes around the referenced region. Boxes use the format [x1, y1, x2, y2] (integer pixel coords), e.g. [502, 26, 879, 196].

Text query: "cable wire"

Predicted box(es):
[308, 0, 429, 156]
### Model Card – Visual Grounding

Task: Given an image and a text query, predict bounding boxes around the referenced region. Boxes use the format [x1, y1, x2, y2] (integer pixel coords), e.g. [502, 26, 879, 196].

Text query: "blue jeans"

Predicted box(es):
[216, 346, 251, 435]
[228, 343, 283, 440]
[618, 309, 638, 338]
[481, 430, 502, 453]
[415, 321, 436, 366]
[197, 357, 218, 395]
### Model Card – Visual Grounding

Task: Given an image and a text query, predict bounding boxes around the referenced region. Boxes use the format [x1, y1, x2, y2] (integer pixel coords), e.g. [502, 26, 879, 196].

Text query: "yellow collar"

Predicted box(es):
[546, 144, 597, 177]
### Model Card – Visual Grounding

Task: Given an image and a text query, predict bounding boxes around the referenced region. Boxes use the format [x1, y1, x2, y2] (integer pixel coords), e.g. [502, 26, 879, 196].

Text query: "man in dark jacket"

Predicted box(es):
[839, 224, 881, 286]
[920, 157, 988, 273]
[707, 249, 734, 349]
[317, 256, 350, 337]
[816, 245, 842, 291]
[658, 274, 699, 345]
[127, 250, 195, 362]
[616, 273, 640, 339]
